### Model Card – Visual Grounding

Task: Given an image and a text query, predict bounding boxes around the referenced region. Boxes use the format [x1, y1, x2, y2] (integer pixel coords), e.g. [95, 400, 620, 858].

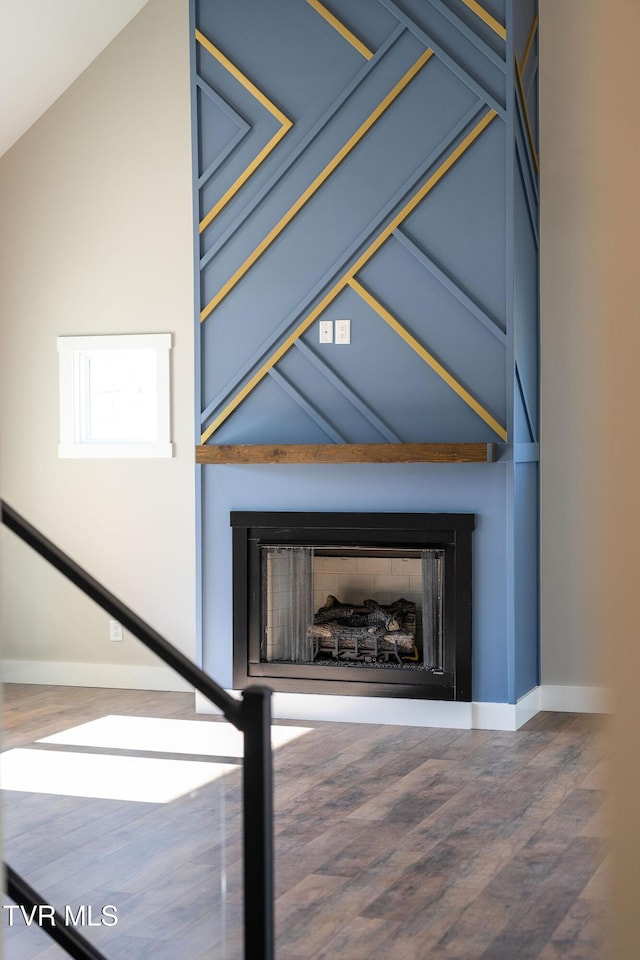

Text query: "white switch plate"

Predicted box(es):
[335, 319, 351, 344]
[319, 320, 333, 343]
[109, 619, 124, 642]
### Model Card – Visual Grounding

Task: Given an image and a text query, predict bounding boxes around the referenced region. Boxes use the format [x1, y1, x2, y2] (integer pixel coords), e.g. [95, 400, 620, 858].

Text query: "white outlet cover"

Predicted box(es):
[319, 320, 333, 343]
[335, 319, 351, 344]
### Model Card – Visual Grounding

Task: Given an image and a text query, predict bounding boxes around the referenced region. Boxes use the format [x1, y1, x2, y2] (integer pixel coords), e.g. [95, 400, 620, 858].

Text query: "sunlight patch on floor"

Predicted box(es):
[0, 748, 237, 803]
[1, 716, 312, 802]
[36, 715, 312, 756]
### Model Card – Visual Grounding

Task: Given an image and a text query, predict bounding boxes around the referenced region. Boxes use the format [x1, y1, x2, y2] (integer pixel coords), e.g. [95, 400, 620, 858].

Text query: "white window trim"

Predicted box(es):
[57, 334, 173, 459]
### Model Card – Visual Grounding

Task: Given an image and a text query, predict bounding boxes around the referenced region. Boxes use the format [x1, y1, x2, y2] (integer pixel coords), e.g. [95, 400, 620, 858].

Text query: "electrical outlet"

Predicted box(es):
[319, 320, 333, 343]
[109, 619, 123, 642]
[335, 319, 351, 344]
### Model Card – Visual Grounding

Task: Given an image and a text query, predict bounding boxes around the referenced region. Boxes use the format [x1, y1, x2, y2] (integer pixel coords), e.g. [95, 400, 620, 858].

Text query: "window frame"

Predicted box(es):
[57, 333, 173, 459]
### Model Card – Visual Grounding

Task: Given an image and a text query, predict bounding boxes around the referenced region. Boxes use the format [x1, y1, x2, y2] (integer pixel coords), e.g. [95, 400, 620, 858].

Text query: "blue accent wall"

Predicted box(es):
[191, 0, 539, 705]
[511, 0, 540, 698]
[202, 464, 508, 701]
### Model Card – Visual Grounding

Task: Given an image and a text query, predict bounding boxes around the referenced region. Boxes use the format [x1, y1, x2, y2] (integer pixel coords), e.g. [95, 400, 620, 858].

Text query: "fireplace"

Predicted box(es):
[231, 512, 473, 701]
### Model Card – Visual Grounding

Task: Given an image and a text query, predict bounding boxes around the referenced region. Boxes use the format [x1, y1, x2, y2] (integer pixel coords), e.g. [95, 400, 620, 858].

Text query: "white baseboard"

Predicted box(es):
[539, 684, 610, 714]
[1, 660, 193, 692]
[195, 684, 608, 730]
[272, 693, 474, 727]
[196, 688, 533, 731]
[516, 685, 542, 727]
[195, 690, 473, 727]
[468, 688, 540, 730]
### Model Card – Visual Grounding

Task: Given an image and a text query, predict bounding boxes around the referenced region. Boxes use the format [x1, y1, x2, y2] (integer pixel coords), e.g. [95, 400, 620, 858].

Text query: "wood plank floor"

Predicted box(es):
[1, 685, 611, 959]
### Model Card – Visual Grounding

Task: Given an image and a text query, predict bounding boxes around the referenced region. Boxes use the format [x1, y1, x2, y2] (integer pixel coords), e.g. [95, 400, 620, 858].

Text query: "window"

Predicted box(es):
[57, 334, 172, 458]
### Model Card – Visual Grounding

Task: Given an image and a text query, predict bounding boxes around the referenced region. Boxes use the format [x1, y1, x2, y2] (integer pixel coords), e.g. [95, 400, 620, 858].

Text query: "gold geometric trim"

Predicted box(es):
[458, 0, 507, 41]
[520, 13, 538, 72]
[199, 128, 291, 233]
[349, 278, 507, 441]
[195, 32, 290, 124]
[200, 108, 497, 442]
[343, 108, 497, 280]
[200, 48, 435, 322]
[305, 0, 373, 59]
[201, 274, 355, 440]
[196, 29, 293, 234]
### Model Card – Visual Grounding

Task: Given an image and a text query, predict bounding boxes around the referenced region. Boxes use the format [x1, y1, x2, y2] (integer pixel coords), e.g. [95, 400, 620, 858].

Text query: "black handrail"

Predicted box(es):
[1, 500, 274, 960]
[5, 866, 109, 960]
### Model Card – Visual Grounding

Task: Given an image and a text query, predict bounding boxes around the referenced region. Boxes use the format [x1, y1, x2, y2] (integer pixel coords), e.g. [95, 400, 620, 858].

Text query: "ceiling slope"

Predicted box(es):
[0, 0, 152, 157]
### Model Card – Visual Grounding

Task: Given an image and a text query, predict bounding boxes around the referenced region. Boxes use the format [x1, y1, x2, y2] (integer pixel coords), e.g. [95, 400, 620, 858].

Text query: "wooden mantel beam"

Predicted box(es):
[195, 443, 497, 464]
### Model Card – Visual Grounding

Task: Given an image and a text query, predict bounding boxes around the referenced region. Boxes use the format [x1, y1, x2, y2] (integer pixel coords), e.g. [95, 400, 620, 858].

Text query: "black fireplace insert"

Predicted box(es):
[231, 512, 473, 700]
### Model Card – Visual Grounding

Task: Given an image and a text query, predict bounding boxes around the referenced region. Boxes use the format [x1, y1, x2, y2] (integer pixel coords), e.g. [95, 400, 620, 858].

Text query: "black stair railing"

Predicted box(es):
[5, 865, 110, 960]
[0, 500, 274, 960]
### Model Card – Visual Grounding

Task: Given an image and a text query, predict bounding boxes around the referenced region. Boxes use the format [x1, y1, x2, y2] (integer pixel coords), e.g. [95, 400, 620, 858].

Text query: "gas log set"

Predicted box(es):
[307, 594, 418, 665]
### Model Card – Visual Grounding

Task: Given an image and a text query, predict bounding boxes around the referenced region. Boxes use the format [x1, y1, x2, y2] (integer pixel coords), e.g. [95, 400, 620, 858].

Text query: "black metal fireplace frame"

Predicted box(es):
[231, 512, 473, 701]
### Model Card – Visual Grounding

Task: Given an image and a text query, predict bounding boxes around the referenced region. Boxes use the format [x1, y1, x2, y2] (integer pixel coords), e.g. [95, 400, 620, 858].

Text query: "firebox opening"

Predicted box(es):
[261, 546, 444, 672]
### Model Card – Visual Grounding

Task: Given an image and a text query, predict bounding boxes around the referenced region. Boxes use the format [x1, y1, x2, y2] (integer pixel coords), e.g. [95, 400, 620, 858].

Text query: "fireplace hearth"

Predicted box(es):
[231, 512, 473, 701]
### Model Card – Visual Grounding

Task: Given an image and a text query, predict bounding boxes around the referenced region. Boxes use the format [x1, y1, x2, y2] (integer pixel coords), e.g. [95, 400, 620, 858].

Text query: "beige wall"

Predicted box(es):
[539, 1, 607, 690]
[595, 2, 640, 955]
[541, 1, 640, 955]
[0, 0, 195, 681]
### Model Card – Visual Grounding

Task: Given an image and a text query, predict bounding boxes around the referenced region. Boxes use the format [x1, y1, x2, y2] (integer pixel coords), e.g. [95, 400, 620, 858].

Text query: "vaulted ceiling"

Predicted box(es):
[0, 0, 151, 157]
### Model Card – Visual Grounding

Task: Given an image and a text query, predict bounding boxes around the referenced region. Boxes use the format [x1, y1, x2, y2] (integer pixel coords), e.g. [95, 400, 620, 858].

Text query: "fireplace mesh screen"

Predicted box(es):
[422, 549, 444, 670]
[261, 547, 314, 662]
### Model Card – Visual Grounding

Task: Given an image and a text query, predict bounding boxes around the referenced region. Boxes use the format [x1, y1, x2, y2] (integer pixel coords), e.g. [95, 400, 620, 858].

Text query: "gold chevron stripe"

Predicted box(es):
[200, 48, 434, 322]
[349, 278, 507, 440]
[305, 0, 373, 59]
[520, 13, 538, 72]
[201, 108, 497, 442]
[343, 109, 497, 280]
[458, 0, 506, 41]
[201, 285, 346, 440]
[515, 57, 539, 175]
[199, 126, 291, 233]
[196, 29, 293, 233]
